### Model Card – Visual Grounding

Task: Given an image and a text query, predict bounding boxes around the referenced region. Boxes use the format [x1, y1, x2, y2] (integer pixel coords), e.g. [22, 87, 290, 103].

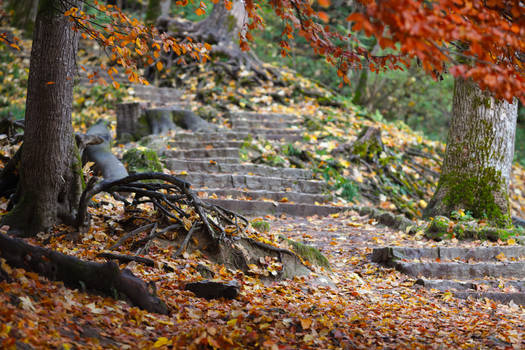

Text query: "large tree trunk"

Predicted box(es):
[424, 77, 518, 226]
[2, 0, 82, 236]
[155, 0, 275, 82]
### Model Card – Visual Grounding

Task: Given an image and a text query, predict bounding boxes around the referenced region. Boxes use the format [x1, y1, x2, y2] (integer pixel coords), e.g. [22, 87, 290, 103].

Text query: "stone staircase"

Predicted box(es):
[159, 111, 347, 217]
[372, 246, 525, 305]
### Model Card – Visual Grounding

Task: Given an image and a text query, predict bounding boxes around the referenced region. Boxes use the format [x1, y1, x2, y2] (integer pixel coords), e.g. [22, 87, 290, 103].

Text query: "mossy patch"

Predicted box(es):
[424, 214, 520, 242]
[122, 147, 163, 174]
[279, 235, 330, 269]
[251, 219, 270, 233]
[438, 167, 511, 227]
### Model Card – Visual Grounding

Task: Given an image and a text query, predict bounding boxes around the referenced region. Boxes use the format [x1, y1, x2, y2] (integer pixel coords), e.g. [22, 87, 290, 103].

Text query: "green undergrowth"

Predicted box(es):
[279, 235, 331, 270]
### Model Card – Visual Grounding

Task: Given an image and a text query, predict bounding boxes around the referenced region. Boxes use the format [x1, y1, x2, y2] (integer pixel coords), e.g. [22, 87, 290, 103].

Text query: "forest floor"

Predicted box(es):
[1, 36, 525, 349]
[0, 203, 523, 349]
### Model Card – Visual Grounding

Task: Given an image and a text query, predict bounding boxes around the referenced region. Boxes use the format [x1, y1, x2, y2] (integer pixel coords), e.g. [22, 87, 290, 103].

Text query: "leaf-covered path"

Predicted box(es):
[1, 209, 523, 349]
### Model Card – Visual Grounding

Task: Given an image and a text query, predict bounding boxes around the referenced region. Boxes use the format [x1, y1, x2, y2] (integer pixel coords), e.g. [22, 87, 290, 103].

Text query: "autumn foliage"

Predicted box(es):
[2, 0, 522, 101]
[263, 0, 524, 102]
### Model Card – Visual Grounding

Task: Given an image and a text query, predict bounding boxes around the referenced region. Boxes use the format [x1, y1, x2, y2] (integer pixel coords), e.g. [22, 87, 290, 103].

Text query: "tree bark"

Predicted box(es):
[157, 0, 275, 81]
[2, 0, 83, 235]
[424, 77, 518, 226]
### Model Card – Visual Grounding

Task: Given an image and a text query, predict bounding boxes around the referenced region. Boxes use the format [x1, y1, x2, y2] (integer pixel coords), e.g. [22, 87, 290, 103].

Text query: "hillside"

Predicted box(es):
[0, 28, 524, 349]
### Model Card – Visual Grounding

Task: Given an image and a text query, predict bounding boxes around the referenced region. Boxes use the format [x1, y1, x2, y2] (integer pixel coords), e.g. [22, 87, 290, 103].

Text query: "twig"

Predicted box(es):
[110, 223, 156, 250]
[97, 252, 155, 267]
[173, 223, 200, 258]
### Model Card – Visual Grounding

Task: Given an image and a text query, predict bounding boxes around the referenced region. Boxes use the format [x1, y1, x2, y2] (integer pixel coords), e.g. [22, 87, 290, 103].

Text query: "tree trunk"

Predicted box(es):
[157, 0, 276, 82]
[424, 77, 518, 226]
[7, 0, 39, 37]
[2, 0, 82, 235]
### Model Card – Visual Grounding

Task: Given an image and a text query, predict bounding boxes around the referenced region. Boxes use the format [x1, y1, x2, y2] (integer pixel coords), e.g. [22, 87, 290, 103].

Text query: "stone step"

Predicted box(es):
[203, 198, 350, 217]
[164, 160, 313, 179]
[454, 291, 525, 305]
[229, 119, 299, 129]
[228, 112, 298, 121]
[196, 188, 331, 204]
[172, 132, 304, 142]
[162, 148, 239, 159]
[372, 246, 525, 263]
[231, 127, 304, 136]
[415, 278, 525, 292]
[179, 172, 325, 193]
[130, 85, 183, 104]
[394, 261, 525, 279]
[167, 157, 240, 165]
[169, 140, 244, 150]
[415, 279, 525, 305]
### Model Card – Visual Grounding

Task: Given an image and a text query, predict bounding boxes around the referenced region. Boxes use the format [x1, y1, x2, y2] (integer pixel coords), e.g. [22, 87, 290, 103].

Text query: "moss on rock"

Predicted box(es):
[122, 147, 163, 174]
[279, 235, 330, 269]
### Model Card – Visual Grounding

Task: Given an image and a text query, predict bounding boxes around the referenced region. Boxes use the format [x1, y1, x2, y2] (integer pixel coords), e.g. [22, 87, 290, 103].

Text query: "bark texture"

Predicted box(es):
[0, 233, 168, 314]
[156, 0, 276, 81]
[2, 0, 82, 235]
[424, 78, 518, 225]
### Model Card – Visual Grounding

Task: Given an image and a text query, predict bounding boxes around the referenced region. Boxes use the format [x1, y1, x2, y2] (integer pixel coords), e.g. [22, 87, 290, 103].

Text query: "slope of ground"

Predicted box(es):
[0, 32, 524, 350]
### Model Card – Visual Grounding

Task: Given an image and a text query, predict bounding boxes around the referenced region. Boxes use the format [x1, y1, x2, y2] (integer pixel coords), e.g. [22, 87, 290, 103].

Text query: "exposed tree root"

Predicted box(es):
[0, 233, 168, 314]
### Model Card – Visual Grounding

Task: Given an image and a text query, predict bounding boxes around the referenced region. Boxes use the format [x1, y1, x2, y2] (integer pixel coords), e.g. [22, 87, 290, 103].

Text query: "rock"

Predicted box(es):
[122, 147, 163, 174]
[196, 264, 215, 279]
[184, 280, 240, 300]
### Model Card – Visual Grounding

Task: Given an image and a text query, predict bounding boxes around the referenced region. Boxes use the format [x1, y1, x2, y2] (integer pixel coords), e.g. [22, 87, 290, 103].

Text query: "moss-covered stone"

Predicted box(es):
[251, 219, 270, 233]
[122, 147, 163, 174]
[279, 235, 330, 269]
[425, 216, 452, 241]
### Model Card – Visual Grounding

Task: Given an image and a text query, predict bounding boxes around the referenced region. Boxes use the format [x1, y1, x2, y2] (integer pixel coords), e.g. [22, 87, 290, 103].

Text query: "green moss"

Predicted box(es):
[439, 168, 510, 226]
[251, 219, 270, 233]
[279, 235, 330, 269]
[122, 147, 163, 174]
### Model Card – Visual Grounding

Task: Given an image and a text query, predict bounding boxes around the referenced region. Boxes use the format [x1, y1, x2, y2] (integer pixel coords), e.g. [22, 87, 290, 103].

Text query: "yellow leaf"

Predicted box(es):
[300, 318, 312, 330]
[507, 238, 517, 245]
[156, 61, 163, 71]
[418, 199, 427, 208]
[495, 252, 506, 261]
[179, 170, 188, 175]
[153, 337, 172, 348]
[227, 318, 237, 327]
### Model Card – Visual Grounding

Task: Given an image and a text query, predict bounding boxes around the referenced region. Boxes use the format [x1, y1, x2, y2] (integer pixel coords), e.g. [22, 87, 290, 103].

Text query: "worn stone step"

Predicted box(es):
[167, 157, 240, 165]
[228, 112, 298, 121]
[161, 147, 239, 159]
[394, 261, 525, 279]
[372, 246, 525, 263]
[203, 198, 350, 217]
[130, 85, 183, 104]
[164, 160, 313, 179]
[231, 127, 303, 136]
[172, 132, 303, 142]
[415, 278, 525, 292]
[229, 119, 299, 129]
[196, 188, 331, 204]
[179, 173, 325, 193]
[169, 140, 244, 150]
[454, 291, 525, 305]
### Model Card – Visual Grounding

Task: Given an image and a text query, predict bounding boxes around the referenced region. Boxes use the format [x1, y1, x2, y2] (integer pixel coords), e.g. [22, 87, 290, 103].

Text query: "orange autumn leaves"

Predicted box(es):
[63, 0, 209, 87]
[61, 0, 523, 102]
